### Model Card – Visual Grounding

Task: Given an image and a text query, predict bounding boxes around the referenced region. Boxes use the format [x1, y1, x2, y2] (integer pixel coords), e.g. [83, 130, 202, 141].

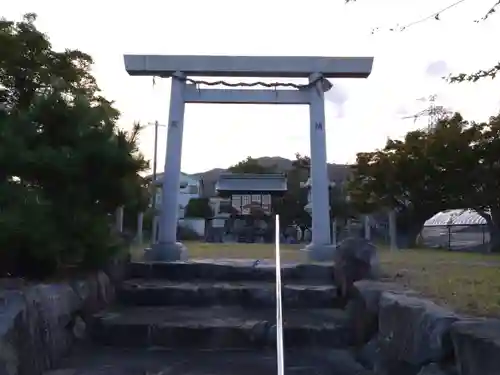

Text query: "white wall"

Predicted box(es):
[153, 173, 201, 219]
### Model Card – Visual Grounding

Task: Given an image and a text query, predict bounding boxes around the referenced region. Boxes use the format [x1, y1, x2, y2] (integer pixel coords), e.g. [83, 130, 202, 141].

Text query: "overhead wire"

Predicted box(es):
[370, 0, 470, 33]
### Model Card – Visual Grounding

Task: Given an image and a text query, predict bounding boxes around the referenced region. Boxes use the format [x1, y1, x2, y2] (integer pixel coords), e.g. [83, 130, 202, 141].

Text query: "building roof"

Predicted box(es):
[424, 209, 487, 226]
[216, 173, 287, 196]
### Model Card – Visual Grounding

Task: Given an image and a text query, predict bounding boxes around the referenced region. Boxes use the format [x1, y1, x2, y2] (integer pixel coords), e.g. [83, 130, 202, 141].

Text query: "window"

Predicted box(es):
[242, 195, 251, 206]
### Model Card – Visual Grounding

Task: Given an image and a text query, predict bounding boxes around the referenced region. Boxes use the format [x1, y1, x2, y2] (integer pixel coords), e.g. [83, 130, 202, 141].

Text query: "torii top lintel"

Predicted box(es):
[123, 54, 374, 79]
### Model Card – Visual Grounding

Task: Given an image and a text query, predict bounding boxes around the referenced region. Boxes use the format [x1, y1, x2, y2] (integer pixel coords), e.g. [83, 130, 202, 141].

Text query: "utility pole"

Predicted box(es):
[152, 120, 159, 207]
[148, 121, 166, 245]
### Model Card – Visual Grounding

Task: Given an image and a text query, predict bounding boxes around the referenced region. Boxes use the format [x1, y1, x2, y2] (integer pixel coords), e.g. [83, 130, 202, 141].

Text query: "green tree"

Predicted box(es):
[348, 113, 480, 247]
[228, 156, 276, 174]
[275, 153, 311, 229]
[0, 14, 148, 278]
[185, 198, 213, 219]
[344, 0, 500, 82]
[465, 112, 500, 250]
[329, 183, 356, 224]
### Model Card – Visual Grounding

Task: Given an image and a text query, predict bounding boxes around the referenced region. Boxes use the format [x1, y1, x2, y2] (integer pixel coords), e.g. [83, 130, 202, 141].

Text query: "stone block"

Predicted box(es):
[354, 280, 418, 315]
[345, 281, 418, 347]
[450, 318, 500, 375]
[332, 238, 380, 302]
[378, 293, 460, 369]
[0, 268, 120, 375]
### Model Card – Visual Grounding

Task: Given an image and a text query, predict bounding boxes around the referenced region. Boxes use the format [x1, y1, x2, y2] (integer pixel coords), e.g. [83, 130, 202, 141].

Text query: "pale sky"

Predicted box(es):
[4, 0, 500, 174]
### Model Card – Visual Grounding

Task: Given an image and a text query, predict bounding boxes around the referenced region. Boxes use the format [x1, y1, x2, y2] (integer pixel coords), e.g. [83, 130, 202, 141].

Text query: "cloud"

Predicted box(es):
[425, 60, 450, 78]
[324, 83, 349, 118]
[394, 105, 410, 116]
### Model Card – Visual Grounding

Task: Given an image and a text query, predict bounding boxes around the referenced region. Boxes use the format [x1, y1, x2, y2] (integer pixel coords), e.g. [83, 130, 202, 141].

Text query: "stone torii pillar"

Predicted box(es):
[124, 55, 374, 261]
[306, 73, 334, 260]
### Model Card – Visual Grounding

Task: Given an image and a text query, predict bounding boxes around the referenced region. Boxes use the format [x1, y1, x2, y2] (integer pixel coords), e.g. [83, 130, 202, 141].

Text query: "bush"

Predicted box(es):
[0, 14, 148, 279]
[177, 225, 202, 241]
[185, 198, 213, 219]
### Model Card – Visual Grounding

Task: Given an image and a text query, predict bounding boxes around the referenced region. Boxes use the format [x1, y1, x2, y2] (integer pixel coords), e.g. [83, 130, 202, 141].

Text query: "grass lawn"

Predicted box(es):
[130, 241, 500, 317]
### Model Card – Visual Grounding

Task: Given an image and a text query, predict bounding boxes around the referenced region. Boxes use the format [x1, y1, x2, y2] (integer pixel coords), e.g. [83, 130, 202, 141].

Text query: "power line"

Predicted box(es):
[371, 0, 469, 33]
[400, 0, 468, 30]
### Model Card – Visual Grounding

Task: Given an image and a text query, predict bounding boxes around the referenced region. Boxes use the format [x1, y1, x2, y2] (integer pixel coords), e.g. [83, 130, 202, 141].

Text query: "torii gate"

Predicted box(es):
[124, 55, 374, 261]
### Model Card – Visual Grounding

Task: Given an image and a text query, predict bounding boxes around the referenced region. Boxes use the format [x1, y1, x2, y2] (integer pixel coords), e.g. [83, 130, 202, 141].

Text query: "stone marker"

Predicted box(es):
[332, 237, 380, 301]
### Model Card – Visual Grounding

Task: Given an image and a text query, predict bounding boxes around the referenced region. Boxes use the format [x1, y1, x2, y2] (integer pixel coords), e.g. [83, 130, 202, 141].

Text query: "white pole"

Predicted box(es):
[389, 209, 398, 251]
[115, 206, 124, 233]
[136, 212, 144, 244]
[332, 219, 337, 246]
[275, 214, 284, 375]
[151, 120, 159, 247]
[364, 215, 371, 240]
[152, 215, 159, 244]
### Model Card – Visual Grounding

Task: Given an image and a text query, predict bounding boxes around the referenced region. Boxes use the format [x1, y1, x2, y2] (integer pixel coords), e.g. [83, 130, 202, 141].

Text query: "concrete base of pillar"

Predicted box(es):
[145, 241, 188, 261]
[301, 243, 336, 262]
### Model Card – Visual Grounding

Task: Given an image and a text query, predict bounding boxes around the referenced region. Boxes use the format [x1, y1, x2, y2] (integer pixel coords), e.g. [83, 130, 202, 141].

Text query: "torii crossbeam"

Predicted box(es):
[123, 54, 374, 261]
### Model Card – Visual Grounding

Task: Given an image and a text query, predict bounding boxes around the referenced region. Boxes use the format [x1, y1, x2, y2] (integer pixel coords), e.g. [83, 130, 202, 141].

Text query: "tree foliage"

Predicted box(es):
[184, 198, 213, 219]
[348, 110, 500, 250]
[228, 156, 276, 174]
[0, 14, 148, 278]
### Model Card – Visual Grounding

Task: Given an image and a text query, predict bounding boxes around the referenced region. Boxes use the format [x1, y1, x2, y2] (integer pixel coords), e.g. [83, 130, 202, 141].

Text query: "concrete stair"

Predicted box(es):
[118, 279, 341, 308]
[91, 305, 351, 348]
[48, 260, 374, 374]
[127, 260, 334, 282]
[90, 261, 352, 349]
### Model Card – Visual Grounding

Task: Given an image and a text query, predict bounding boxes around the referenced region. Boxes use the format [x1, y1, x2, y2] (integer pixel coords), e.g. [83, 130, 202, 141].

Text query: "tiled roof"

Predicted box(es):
[216, 173, 287, 193]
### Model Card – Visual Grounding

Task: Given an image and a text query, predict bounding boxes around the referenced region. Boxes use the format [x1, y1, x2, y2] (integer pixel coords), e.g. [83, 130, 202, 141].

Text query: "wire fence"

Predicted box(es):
[335, 221, 491, 251]
[419, 224, 490, 251]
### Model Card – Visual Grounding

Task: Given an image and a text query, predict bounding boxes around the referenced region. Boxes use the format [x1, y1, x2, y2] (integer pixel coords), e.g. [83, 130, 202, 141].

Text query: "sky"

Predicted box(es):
[3, 0, 500, 174]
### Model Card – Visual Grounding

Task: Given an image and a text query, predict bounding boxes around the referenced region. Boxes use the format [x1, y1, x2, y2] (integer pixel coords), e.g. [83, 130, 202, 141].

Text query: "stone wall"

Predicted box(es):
[350, 280, 500, 375]
[0, 267, 122, 375]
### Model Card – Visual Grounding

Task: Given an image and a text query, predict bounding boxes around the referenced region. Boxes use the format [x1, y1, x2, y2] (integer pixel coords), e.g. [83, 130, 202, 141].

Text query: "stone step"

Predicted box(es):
[90, 305, 353, 349]
[127, 260, 334, 282]
[46, 346, 373, 375]
[118, 279, 341, 308]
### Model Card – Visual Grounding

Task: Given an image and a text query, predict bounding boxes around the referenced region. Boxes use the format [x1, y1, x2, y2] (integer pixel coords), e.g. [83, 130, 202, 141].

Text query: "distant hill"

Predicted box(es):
[188, 156, 351, 197]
